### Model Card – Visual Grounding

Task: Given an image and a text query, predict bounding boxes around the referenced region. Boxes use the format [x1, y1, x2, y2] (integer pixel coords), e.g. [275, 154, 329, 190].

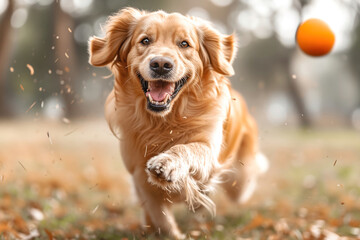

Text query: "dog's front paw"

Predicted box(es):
[146, 153, 186, 189]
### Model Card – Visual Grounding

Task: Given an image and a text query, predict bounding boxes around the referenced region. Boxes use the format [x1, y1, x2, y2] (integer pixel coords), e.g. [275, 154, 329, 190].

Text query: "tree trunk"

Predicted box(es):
[290, 0, 312, 127]
[0, 0, 15, 117]
[53, 2, 78, 117]
[284, 59, 311, 127]
[287, 75, 311, 127]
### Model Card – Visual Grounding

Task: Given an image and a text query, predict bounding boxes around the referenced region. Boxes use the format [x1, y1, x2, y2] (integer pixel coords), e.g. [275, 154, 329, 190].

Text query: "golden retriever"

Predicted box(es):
[89, 7, 268, 239]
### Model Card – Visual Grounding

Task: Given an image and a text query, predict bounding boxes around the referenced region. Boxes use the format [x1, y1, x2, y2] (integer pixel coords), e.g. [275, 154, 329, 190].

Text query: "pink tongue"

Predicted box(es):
[148, 81, 173, 102]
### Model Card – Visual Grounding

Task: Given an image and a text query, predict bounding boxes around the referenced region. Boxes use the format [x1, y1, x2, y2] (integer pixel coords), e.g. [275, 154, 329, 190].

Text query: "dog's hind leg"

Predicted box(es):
[221, 132, 268, 204]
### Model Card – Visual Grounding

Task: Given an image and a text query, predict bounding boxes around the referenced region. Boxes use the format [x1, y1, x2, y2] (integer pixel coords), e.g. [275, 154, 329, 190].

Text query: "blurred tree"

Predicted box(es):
[291, 0, 312, 126]
[53, 1, 78, 117]
[349, 9, 360, 108]
[0, 0, 14, 116]
[0, 0, 358, 125]
[235, 0, 312, 127]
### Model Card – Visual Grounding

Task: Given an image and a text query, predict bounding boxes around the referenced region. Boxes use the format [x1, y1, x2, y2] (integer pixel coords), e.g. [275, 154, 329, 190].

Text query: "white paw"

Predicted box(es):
[146, 153, 186, 188]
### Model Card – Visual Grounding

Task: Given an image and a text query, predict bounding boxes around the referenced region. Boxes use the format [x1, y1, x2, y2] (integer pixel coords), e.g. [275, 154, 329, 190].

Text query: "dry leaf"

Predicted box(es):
[91, 205, 99, 214]
[62, 118, 70, 124]
[102, 73, 113, 79]
[47, 131, 53, 145]
[190, 230, 201, 237]
[18, 161, 27, 172]
[29, 208, 44, 221]
[44, 229, 54, 240]
[26, 64, 34, 75]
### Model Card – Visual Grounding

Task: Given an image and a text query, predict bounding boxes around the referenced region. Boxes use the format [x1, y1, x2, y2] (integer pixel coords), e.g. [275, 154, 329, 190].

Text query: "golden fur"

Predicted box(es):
[89, 8, 268, 239]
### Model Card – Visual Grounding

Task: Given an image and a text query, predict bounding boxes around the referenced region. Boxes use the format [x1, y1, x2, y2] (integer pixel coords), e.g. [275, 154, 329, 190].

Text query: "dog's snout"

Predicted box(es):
[150, 57, 174, 75]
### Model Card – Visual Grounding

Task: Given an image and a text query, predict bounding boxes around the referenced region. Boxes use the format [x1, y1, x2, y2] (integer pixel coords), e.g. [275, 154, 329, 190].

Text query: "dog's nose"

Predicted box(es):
[149, 57, 174, 75]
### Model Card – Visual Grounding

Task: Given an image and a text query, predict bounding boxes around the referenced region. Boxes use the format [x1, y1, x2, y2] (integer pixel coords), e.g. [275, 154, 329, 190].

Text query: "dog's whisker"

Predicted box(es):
[124, 63, 138, 69]
[123, 77, 133, 86]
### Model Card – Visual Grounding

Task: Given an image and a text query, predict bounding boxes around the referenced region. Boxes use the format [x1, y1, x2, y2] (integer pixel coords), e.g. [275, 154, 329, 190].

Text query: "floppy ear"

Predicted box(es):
[88, 7, 144, 67]
[198, 24, 237, 76]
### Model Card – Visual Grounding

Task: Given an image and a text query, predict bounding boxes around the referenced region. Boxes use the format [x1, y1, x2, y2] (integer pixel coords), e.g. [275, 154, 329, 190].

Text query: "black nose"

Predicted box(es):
[149, 57, 174, 75]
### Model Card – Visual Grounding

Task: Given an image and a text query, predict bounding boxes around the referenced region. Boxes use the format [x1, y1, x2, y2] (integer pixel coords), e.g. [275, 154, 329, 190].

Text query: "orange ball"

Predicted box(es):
[296, 18, 335, 57]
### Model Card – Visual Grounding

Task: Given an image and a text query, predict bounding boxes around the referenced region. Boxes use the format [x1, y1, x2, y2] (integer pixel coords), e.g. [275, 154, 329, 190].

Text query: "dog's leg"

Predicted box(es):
[146, 142, 220, 214]
[222, 153, 268, 203]
[222, 133, 268, 203]
[133, 168, 185, 239]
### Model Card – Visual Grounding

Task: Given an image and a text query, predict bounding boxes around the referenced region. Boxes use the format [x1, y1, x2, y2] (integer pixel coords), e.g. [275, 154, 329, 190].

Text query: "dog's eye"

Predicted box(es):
[141, 37, 151, 45]
[179, 41, 189, 48]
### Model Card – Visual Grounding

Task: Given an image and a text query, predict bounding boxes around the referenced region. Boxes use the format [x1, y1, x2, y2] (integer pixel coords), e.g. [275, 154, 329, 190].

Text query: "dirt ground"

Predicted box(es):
[0, 119, 360, 239]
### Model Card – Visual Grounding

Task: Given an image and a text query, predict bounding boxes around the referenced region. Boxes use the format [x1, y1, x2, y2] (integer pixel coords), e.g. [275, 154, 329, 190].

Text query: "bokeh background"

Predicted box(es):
[1, 0, 360, 239]
[0, 0, 360, 128]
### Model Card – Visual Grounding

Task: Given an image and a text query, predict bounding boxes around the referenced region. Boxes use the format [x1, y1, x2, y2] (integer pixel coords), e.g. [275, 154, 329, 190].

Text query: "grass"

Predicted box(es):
[0, 119, 359, 239]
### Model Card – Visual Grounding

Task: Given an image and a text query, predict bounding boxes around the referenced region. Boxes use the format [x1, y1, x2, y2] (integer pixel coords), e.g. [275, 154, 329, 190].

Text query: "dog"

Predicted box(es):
[88, 7, 268, 239]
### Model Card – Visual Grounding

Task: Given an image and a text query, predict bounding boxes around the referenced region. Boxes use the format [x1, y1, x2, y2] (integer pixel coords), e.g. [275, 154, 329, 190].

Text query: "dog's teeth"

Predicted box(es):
[148, 94, 169, 105]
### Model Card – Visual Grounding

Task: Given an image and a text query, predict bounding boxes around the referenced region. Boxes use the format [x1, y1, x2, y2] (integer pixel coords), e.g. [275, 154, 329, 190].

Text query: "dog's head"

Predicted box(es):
[89, 8, 237, 116]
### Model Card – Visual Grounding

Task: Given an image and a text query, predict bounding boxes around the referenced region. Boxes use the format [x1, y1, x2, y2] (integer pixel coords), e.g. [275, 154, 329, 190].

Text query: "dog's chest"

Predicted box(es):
[133, 120, 189, 153]
[119, 119, 191, 173]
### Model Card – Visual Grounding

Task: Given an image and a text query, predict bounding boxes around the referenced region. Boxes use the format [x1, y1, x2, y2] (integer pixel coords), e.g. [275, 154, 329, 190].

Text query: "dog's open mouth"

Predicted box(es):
[138, 74, 188, 112]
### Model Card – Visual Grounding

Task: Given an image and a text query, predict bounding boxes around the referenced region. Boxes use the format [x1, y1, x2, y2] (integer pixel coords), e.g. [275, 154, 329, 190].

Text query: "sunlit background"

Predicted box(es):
[0, 0, 359, 129]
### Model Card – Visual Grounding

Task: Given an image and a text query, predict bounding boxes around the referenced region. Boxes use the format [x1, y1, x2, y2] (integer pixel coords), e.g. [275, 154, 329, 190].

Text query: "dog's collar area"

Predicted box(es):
[138, 73, 188, 112]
